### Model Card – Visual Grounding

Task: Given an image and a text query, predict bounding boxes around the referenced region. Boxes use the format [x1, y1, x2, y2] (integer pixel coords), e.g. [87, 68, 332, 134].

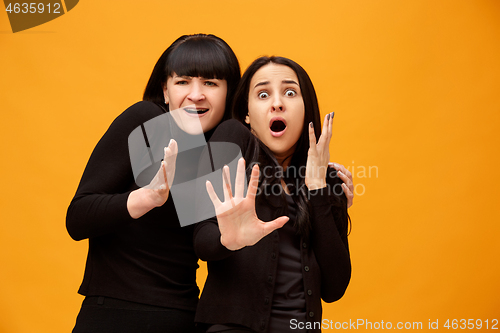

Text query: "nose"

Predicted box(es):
[271, 95, 284, 112]
[187, 81, 206, 102]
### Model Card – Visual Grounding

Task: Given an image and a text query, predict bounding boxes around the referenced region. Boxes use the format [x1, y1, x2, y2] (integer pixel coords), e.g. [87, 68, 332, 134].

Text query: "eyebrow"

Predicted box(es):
[254, 81, 270, 89]
[253, 80, 299, 89]
[282, 80, 299, 86]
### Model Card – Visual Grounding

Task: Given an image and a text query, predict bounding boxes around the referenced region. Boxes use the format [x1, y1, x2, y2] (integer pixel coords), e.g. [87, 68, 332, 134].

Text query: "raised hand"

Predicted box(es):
[143, 139, 178, 206]
[306, 112, 334, 190]
[205, 158, 289, 251]
[128, 139, 178, 219]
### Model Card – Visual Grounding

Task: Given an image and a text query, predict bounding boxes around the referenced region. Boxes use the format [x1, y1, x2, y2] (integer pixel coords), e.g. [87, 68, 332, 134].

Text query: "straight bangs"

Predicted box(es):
[167, 39, 230, 80]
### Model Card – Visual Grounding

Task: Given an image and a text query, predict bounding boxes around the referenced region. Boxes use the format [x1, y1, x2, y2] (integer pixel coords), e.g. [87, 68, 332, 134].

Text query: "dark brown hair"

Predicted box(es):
[232, 56, 349, 238]
[143, 34, 240, 122]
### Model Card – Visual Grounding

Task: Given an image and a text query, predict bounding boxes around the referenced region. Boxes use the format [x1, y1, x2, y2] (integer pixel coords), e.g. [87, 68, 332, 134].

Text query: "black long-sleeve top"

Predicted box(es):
[193, 120, 351, 333]
[66, 101, 203, 311]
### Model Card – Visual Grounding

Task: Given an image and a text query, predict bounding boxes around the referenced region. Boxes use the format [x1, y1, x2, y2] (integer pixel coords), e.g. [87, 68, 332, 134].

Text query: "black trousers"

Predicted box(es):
[72, 296, 197, 333]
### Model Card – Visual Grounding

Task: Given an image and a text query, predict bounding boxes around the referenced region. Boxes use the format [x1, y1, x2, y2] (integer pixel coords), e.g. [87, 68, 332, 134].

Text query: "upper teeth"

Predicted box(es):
[185, 109, 207, 113]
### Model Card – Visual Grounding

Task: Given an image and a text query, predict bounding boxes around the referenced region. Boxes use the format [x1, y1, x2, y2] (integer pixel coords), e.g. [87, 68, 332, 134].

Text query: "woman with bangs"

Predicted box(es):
[67, 34, 240, 333]
[194, 57, 351, 333]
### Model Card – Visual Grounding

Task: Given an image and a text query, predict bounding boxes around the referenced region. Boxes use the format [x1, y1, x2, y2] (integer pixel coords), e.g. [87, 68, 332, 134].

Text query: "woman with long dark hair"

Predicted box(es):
[194, 56, 351, 333]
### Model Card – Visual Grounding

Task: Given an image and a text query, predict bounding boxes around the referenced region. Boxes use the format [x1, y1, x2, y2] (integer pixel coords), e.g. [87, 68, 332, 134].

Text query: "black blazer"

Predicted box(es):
[193, 120, 351, 333]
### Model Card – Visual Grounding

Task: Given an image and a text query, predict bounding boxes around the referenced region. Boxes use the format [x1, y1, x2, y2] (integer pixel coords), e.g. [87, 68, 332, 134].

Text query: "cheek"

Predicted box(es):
[292, 107, 305, 137]
[247, 100, 267, 125]
[165, 87, 183, 107]
[247, 109, 262, 131]
[298, 113, 305, 129]
[215, 88, 227, 107]
[213, 96, 226, 120]
[296, 103, 305, 126]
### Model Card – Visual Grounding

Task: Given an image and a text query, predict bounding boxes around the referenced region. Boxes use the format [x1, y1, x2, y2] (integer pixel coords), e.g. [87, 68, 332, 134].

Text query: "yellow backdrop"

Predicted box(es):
[1, 0, 499, 332]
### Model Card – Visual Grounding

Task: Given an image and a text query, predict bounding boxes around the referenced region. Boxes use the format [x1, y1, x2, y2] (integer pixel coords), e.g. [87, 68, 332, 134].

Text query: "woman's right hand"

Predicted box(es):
[127, 139, 178, 218]
[206, 158, 289, 251]
[143, 139, 178, 206]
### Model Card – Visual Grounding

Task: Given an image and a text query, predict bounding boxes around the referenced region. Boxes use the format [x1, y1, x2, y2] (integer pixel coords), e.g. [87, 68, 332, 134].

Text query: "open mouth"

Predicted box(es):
[183, 108, 209, 115]
[269, 117, 287, 137]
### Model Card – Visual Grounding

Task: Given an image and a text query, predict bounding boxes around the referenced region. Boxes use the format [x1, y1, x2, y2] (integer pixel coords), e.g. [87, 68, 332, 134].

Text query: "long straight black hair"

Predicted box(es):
[232, 56, 349, 238]
[143, 34, 241, 122]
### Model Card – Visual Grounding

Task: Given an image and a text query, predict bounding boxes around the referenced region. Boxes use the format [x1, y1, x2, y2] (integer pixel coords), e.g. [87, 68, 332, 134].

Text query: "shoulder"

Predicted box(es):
[210, 119, 254, 147]
[113, 101, 166, 127]
[212, 119, 252, 140]
[102, 101, 167, 139]
[207, 119, 258, 167]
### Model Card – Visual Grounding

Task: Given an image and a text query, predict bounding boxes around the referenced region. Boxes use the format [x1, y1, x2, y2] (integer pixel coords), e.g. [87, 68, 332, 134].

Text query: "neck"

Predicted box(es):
[274, 142, 298, 170]
[276, 155, 292, 170]
[203, 125, 217, 142]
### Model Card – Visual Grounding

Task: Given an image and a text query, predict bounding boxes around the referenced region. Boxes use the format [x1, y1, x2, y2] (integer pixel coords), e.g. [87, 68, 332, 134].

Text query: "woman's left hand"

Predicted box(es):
[305, 112, 334, 190]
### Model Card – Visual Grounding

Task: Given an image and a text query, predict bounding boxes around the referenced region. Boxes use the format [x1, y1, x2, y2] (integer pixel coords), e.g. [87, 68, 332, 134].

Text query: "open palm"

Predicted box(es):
[143, 139, 178, 207]
[306, 113, 334, 190]
[206, 158, 289, 251]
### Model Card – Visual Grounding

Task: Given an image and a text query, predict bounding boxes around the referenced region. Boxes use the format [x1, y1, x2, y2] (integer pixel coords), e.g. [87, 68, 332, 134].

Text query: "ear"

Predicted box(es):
[162, 83, 169, 104]
[244, 114, 250, 124]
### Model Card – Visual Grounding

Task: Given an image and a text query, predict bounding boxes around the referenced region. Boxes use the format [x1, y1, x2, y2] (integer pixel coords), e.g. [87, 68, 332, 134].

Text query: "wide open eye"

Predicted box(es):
[258, 91, 269, 99]
[285, 89, 297, 97]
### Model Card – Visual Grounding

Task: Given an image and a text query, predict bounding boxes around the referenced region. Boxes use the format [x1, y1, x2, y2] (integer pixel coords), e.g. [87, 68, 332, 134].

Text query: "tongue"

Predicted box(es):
[271, 120, 286, 132]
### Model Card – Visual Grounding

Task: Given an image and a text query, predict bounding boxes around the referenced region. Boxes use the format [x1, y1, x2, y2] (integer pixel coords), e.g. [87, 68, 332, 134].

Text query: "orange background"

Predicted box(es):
[1, 0, 499, 332]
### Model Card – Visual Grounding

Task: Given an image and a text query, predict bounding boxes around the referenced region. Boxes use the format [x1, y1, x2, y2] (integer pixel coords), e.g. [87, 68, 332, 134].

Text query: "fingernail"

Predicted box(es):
[331, 112, 335, 118]
[327, 114, 330, 120]
[309, 122, 313, 128]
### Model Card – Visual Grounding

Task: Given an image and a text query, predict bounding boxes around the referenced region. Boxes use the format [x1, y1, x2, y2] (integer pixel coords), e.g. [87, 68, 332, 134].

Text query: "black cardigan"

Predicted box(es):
[193, 120, 351, 333]
[66, 101, 202, 311]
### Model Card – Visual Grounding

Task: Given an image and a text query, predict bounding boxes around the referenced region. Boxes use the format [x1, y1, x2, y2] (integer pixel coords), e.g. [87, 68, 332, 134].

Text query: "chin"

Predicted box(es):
[200, 122, 217, 133]
[177, 119, 205, 135]
[268, 146, 292, 157]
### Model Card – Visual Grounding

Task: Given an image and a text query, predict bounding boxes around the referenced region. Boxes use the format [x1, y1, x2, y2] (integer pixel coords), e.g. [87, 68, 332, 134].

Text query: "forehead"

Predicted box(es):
[250, 63, 299, 87]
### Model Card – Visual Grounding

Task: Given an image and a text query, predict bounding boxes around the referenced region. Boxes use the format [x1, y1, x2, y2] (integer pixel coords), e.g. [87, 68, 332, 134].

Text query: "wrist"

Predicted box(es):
[306, 179, 327, 190]
[127, 188, 162, 219]
[220, 235, 243, 251]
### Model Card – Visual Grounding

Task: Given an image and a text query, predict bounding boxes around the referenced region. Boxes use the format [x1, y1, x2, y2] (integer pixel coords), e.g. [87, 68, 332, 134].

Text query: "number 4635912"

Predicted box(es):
[444, 319, 498, 330]
[5, 3, 62, 14]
